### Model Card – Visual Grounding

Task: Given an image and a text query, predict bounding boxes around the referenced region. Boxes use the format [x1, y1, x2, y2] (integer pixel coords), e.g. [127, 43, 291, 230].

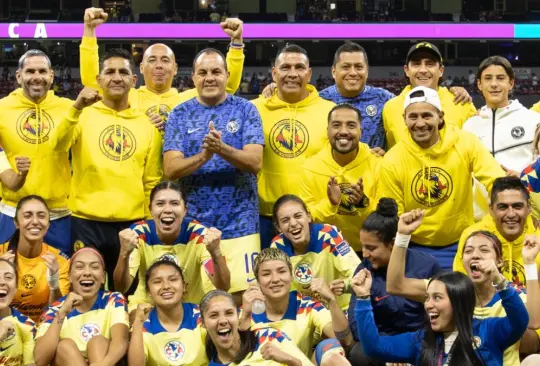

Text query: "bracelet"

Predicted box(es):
[394, 233, 411, 249]
[492, 276, 508, 292]
[525, 263, 539, 281]
[47, 270, 60, 291]
[356, 295, 370, 300]
[230, 42, 245, 49]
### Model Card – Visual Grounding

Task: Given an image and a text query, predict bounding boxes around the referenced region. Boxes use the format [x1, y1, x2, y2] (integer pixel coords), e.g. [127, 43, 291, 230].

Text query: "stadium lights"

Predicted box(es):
[330, 3, 336, 10]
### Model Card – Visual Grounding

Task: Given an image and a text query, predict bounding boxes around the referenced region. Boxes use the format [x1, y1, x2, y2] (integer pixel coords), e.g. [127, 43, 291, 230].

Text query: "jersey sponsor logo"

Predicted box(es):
[501, 260, 525, 287]
[21, 274, 36, 290]
[2, 327, 15, 342]
[375, 295, 389, 302]
[145, 104, 171, 123]
[187, 128, 201, 134]
[0, 344, 13, 352]
[337, 183, 359, 216]
[164, 340, 185, 362]
[226, 119, 239, 133]
[335, 241, 351, 256]
[73, 240, 85, 252]
[16, 108, 54, 144]
[269, 119, 309, 158]
[293, 263, 313, 285]
[80, 323, 100, 342]
[99, 125, 137, 161]
[411, 167, 453, 207]
[511, 126, 525, 139]
[365, 105, 377, 117]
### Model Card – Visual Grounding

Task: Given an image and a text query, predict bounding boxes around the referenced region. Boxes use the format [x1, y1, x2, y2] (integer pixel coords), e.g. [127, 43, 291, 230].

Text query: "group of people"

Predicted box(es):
[0, 5, 539, 366]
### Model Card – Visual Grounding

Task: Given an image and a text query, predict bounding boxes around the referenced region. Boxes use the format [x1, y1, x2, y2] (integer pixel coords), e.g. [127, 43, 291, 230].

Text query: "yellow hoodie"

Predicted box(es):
[300, 142, 380, 251]
[52, 103, 162, 221]
[531, 101, 540, 114]
[380, 124, 505, 246]
[0, 89, 73, 211]
[252, 85, 336, 216]
[382, 86, 476, 148]
[80, 36, 244, 117]
[453, 214, 540, 285]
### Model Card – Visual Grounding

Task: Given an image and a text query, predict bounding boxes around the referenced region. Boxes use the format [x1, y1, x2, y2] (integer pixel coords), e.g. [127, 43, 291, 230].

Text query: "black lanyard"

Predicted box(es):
[437, 338, 457, 366]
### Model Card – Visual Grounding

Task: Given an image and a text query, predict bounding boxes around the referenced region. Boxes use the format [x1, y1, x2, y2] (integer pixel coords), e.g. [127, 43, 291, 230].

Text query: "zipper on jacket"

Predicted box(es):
[491, 109, 496, 157]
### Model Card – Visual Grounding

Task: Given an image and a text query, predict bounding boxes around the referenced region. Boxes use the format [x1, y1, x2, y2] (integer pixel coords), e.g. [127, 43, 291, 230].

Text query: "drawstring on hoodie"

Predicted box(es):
[421, 155, 432, 205]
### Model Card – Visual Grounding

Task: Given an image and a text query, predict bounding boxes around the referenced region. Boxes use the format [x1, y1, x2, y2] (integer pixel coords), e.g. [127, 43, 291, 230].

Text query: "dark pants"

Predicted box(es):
[409, 241, 458, 272]
[259, 215, 275, 250]
[71, 217, 136, 291]
[348, 342, 386, 366]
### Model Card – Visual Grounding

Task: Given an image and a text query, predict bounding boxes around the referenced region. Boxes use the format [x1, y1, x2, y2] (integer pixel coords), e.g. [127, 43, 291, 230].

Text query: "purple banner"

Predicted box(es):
[0, 22, 515, 40]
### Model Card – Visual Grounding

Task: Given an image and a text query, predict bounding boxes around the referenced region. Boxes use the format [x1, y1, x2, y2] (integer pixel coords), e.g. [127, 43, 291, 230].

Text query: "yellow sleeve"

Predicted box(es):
[379, 159, 405, 215]
[452, 229, 469, 274]
[52, 107, 82, 152]
[468, 134, 505, 193]
[143, 128, 163, 218]
[382, 103, 398, 149]
[19, 320, 35, 365]
[461, 103, 477, 127]
[80, 36, 100, 89]
[108, 292, 130, 327]
[532, 101, 540, 114]
[58, 258, 70, 296]
[129, 245, 141, 278]
[311, 307, 333, 340]
[0, 150, 11, 174]
[225, 47, 244, 94]
[331, 230, 361, 279]
[300, 167, 339, 222]
[276, 339, 315, 366]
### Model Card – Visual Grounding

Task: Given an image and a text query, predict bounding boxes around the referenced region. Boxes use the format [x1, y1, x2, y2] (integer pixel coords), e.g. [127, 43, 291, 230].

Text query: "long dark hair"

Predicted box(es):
[419, 272, 485, 366]
[8, 195, 49, 264]
[200, 290, 258, 364]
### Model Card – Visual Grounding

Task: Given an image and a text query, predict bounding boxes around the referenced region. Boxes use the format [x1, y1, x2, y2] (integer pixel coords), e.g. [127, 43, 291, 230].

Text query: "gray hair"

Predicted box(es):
[18, 50, 52, 70]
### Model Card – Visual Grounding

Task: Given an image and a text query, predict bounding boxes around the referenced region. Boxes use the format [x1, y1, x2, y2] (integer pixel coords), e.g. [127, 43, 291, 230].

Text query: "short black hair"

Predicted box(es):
[192, 48, 227, 71]
[333, 42, 369, 67]
[100, 48, 135, 72]
[490, 176, 529, 205]
[274, 44, 309, 66]
[327, 103, 362, 125]
[476, 55, 515, 82]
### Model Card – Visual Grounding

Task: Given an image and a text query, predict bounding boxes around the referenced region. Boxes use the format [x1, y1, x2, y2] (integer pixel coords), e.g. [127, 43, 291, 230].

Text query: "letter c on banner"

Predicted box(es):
[8, 23, 19, 38]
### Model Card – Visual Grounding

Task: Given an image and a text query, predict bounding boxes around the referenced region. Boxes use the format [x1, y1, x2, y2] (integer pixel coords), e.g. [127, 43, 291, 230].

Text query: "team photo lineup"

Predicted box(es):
[2, 2, 540, 365]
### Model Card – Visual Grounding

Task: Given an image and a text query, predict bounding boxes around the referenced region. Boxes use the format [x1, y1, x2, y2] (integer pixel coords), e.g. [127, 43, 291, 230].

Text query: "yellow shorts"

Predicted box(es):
[220, 234, 261, 293]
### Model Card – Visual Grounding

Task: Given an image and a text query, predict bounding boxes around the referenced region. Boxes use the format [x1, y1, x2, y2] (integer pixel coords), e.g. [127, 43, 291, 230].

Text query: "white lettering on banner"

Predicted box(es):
[34, 23, 48, 38]
[8, 23, 19, 38]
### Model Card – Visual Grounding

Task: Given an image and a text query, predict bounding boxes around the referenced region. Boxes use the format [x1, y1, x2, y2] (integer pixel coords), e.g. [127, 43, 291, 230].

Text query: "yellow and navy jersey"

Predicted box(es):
[128, 219, 214, 309]
[250, 291, 332, 357]
[473, 284, 535, 366]
[36, 291, 129, 358]
[270, 224, 360, 310]
[0, 308, 35, 366]
[208, 326, 314, 366]
[141, 303, 208, 366]
[0, 243, 70, 322]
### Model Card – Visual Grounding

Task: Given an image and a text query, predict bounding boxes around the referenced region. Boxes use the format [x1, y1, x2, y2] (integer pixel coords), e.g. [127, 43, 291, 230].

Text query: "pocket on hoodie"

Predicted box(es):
[73, 170, 144, 220]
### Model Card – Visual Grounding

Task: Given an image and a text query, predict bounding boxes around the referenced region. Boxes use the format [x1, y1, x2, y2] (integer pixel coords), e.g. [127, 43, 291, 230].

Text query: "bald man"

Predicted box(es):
[80, 8, 245, 131]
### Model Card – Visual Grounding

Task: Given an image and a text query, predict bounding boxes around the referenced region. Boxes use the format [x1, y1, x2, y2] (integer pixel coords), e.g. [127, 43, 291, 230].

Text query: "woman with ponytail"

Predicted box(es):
[200, 289, 313, 365]
[347, 198, 440, 366]
[0, 195, 69, 322]
[270, 194, 361, 310]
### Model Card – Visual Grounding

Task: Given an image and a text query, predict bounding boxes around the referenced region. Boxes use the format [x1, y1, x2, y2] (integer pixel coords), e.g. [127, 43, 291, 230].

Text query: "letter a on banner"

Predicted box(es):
[34, 23, 48, 38]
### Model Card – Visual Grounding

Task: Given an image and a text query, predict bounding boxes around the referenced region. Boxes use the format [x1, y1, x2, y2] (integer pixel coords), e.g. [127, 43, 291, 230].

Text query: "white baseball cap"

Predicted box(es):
[403, 86, 442, 112]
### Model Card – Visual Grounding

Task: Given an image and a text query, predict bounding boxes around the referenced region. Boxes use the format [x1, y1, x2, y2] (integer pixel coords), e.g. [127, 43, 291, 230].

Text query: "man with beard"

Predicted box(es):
[0, 50, 73, 254]
[80, 7, 245, 132]
[164, 49, 264, 299]
[383, 42, 477, 148]
[380, 86, 504, 270]
[52, 49, 162, 288]
[300, 104, 379, 251]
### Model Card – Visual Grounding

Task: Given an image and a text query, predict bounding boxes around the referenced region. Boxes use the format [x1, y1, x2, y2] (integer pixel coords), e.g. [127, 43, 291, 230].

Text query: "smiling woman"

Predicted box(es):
[34, 248, 130, 366]
[0, 195, 70, 322]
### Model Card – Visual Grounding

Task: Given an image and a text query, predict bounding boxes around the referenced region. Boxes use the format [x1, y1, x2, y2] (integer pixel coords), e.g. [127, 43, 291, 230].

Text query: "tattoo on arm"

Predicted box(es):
[334, 328, 351, 339]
